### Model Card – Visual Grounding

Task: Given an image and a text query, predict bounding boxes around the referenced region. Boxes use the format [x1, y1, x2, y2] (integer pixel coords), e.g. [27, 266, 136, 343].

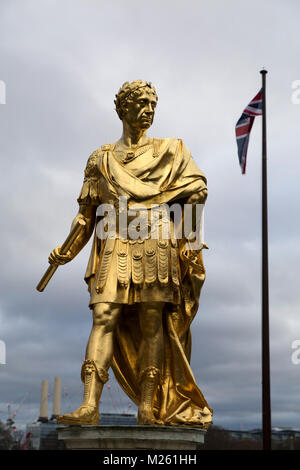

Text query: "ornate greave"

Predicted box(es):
[81, 359, 109, 407]
[81, 359, 109, 386]
[138, 366, 161, 425]
[57, 360, 109, 425]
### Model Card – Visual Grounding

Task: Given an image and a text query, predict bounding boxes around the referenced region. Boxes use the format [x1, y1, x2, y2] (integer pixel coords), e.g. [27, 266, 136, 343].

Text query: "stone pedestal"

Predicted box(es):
[57, 425, 206, 450]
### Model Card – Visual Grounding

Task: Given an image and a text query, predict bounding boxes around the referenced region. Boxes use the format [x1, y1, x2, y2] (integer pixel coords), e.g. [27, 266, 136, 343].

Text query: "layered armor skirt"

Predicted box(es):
[89, 237, 181, 305]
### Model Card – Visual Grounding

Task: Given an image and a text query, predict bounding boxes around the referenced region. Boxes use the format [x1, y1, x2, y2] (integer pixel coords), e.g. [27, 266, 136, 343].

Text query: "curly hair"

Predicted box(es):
[114, 80, 158, 120]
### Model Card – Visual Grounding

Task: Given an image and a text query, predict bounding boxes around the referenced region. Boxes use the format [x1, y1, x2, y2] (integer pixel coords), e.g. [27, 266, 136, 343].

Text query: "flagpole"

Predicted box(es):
[260, 69, 271, 451]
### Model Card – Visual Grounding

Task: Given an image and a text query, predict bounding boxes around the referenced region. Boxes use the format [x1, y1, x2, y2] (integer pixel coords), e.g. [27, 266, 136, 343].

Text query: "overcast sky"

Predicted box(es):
[0, 0, 300, 433]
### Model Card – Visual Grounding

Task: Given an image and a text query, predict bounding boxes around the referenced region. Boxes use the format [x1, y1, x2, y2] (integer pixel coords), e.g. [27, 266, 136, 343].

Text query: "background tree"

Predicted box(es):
[0, 420, 14, 450]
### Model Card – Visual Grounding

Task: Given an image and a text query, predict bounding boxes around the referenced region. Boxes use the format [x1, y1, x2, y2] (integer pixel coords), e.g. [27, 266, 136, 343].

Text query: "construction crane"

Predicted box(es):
[6, 391, 31, 430]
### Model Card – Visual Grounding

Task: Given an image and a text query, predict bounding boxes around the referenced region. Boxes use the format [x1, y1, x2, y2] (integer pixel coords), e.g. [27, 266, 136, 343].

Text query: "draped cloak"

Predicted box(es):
[77, 137, 213, 427]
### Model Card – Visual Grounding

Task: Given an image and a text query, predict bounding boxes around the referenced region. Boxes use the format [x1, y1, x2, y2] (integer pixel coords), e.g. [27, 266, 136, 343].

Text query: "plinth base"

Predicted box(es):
[57, 425, 206, 450]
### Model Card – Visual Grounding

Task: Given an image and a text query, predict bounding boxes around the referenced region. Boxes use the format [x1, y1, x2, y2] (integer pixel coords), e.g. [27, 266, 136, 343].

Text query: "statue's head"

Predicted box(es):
[114, 80, 158, 130]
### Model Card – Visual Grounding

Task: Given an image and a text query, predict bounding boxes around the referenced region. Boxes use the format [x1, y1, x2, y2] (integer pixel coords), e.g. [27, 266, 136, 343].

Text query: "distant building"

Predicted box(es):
[26, 413, 137, 450]
[228, 429, 262, 442]
[26, 421, 65, 450]
[25, 378, 138, 450]
[271, 427, 300, 442]
[100, 413, 137, 426]
[228, 427, 300, 443]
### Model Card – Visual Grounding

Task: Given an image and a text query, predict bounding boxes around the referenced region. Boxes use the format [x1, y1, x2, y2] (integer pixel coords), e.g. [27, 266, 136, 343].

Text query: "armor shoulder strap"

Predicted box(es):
[101, 143, 111, 152]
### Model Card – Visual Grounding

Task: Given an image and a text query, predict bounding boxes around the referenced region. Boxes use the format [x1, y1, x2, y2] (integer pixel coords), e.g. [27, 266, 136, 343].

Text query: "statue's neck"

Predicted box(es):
[118, 122, 150, 149]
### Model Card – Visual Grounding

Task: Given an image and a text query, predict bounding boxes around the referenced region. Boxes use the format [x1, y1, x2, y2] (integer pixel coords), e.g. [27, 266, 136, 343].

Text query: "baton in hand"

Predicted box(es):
[36, 218, 86, 292]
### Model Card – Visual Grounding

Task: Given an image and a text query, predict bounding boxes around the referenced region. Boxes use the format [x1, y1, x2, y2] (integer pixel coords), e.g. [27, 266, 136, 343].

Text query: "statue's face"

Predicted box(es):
[123, 89, 157, 130]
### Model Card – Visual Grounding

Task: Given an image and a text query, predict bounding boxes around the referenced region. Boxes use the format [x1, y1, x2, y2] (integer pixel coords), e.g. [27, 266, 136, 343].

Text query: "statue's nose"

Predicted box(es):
[146, 103, 154, 113]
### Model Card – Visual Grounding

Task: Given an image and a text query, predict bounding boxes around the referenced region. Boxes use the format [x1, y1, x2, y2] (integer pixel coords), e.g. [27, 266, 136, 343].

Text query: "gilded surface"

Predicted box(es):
[45, 80, 212, 427]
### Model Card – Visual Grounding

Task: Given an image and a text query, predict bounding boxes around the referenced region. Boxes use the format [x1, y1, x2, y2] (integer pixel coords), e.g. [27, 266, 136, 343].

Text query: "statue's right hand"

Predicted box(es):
[48, 246, 72, 266]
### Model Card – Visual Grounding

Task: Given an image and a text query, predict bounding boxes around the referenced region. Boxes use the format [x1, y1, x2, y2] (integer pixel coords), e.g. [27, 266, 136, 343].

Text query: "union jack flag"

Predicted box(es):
[235, 89, 263, 174]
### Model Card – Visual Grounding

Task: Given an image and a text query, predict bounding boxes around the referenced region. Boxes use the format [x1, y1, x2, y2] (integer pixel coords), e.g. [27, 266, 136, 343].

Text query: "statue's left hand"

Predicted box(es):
[186, 189, 207, 205]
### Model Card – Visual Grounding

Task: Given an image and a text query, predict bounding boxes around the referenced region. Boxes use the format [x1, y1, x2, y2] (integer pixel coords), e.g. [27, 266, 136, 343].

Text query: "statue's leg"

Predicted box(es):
[57, 302, 122, 425]
[137, 301, 164, 425]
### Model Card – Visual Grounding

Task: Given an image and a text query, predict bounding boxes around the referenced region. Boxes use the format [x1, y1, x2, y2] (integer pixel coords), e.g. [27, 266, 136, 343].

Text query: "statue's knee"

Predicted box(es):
[140, 308, 162, 340]
[92, 304, 117, 330]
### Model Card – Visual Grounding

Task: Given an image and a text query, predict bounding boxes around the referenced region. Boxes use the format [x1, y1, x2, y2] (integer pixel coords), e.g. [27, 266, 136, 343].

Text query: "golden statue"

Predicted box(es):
[38, 80, 212, 427]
